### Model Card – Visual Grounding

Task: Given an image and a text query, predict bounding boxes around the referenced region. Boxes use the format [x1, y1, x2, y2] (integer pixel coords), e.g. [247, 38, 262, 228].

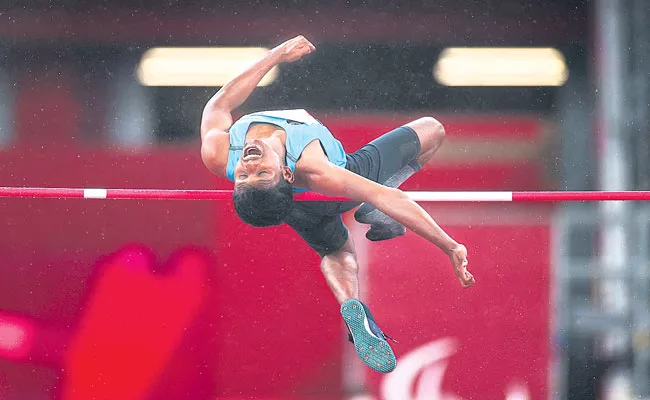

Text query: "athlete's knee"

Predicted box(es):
[413, 117, 444, 165]
[321, 247, 359, 275]
[406, 117, 445, 154]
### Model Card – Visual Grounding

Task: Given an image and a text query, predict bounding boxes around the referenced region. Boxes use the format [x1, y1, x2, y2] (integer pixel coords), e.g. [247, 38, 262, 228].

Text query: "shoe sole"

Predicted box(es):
[365, 225, 406, 242]
[354, 205, 383, 224]
[341, 299, 396, 373]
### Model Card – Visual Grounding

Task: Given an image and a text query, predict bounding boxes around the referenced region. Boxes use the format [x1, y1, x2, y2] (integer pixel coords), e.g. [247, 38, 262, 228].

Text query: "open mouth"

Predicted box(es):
[242, 145, 263, 160]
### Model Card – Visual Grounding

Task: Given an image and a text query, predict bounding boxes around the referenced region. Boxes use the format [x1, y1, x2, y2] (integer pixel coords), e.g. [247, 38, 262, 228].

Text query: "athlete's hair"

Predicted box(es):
[232, 179, 294, 227]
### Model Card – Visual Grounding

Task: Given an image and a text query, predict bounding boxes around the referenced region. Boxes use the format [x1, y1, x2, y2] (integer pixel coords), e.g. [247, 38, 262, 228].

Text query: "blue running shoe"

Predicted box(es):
[341, 299, 397, 373]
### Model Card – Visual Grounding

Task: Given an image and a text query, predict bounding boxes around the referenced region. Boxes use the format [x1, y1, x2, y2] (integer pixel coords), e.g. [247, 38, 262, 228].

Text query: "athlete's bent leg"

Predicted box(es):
[355, 117, 446, 241]
[320, 237, 397, 373]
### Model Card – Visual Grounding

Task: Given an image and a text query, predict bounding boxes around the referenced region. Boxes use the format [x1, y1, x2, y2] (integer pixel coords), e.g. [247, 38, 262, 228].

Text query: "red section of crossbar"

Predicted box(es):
[0, 187, 85, 199]
[1, 187, 650, 202]
[512, 191, 650, 201]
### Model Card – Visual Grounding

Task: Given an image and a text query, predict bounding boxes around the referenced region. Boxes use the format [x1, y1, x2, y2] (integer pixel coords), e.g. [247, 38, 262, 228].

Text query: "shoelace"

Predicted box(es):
[349, 330, 399, 344]
[383, 332, 399, 344]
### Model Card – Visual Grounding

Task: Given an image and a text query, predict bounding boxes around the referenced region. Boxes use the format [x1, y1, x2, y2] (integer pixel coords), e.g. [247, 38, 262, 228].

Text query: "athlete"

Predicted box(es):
[200, 35, 475, 373]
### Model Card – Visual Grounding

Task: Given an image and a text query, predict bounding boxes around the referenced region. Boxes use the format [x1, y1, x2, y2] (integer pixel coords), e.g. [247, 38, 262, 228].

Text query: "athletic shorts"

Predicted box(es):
[283, 125, 421, 256]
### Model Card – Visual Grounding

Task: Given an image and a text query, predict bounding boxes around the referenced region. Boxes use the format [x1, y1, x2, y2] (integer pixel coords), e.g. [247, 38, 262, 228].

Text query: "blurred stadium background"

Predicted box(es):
[0, 0, 649, 399]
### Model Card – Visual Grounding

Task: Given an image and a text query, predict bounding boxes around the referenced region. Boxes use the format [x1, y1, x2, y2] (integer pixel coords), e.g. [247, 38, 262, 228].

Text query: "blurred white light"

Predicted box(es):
[0, 314, 32, 359]
[434, 47, 568, 87]
[0, 321, 26, 351]
[136, 47, 278, 87]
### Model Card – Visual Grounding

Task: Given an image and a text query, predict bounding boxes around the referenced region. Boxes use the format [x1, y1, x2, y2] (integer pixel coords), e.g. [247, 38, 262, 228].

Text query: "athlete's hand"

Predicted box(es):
[272, 35, 316, 63]
[449, 244, 475, 288]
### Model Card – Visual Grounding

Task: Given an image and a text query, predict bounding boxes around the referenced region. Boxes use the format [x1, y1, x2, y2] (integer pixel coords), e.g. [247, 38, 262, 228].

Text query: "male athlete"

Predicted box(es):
[200, 36, 475, 373]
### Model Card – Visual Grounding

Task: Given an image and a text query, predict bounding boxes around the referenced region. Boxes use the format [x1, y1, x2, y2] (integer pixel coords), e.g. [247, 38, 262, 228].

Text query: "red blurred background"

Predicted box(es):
[0, 102, 552, 399]
[0, 1, 594, 399]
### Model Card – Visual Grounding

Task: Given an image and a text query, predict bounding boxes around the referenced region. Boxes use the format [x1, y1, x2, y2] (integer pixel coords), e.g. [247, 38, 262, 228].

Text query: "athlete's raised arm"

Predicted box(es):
[199, 35, 315, 177]
[200, 35, 315, 138]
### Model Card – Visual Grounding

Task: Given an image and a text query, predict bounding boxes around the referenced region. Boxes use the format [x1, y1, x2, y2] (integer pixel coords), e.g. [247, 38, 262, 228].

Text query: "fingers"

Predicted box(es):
[293, 35, 316, 51]
[300, 43, 314, 54]
[298, 42, 316, 54]
[456, 249, 473, 288]
[462, 270, 475, 288]
[460, 277, 475, 288]
[455, 259, 474, 288]
[277, 36, 315, 63]
[462, 280, 475, 289]
[304, 39, 316, 52]
[455, 271, 475, 288]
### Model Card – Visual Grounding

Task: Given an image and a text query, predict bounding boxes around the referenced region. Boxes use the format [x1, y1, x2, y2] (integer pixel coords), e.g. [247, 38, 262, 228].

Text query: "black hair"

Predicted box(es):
[232, 179, 294, 227]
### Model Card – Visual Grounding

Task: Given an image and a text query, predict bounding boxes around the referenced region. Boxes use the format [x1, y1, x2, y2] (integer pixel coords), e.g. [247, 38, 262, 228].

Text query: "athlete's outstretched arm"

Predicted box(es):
[200, 35, 315, 138]
[306, 163, 475, 288]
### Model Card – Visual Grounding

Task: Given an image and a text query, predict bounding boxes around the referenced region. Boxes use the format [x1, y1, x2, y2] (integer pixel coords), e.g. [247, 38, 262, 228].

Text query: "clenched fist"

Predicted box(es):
[449, 244, 475, 288]
[272, 35, 316, 63]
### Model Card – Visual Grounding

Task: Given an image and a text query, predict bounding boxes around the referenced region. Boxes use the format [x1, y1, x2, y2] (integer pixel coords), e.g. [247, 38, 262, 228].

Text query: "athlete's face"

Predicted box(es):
[234, 139, 293, 188]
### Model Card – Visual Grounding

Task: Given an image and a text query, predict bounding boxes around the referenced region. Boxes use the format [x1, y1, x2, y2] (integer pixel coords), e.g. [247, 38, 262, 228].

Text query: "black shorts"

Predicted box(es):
[283, 126, 421, 256]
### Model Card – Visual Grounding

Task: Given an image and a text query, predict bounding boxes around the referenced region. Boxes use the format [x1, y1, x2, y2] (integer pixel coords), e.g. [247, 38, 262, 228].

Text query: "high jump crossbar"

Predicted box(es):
[1, 187, 650, 202]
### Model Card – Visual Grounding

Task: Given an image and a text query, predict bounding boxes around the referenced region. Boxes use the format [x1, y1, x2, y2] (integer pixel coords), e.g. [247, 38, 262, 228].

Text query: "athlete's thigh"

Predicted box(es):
[345, 125, 421, 184]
